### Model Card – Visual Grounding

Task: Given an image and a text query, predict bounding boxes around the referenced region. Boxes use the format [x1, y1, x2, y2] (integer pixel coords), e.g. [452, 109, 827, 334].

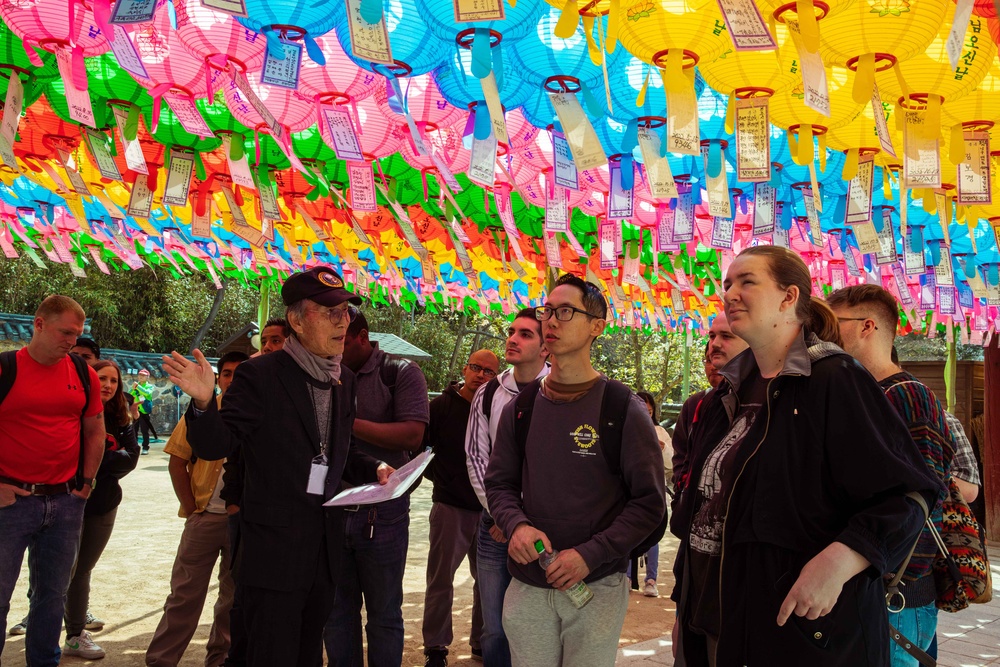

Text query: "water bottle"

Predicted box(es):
[534, 540, 593, 609]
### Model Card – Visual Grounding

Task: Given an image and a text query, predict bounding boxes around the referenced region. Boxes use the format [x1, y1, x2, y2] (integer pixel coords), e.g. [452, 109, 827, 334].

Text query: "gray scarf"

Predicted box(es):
[283, 333, 342, 384]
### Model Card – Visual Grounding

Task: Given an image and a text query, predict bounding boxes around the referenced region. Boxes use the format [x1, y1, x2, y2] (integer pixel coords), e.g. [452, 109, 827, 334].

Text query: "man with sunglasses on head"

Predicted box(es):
[162, 267, 392, 667]
[421, 349, 499, 666]
[325, 306, 430, 667]
[485, 274, 665, 667]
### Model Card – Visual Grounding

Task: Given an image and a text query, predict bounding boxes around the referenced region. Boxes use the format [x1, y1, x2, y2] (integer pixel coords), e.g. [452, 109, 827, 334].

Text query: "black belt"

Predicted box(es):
[343, 505, 361, 512]
[0, 475, 74, 496]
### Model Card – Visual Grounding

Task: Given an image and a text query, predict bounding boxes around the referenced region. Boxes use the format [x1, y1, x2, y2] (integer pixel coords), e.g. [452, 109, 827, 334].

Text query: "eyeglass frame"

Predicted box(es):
[465, 362, 498, 378]
[306, 303, 357, 325]
[534, 305, 600, 322]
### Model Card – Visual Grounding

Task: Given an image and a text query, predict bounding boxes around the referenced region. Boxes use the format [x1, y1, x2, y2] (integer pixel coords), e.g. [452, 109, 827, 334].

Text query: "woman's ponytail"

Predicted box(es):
[807, 297, 843, 347]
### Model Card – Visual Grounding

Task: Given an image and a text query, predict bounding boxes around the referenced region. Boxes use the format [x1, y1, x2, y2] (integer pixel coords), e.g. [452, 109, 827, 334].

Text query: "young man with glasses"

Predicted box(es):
[421, 349, 500, 666]
[325, 307, 430, 667]
[485, 274, 666, 667]
[163, 267, 392, 666]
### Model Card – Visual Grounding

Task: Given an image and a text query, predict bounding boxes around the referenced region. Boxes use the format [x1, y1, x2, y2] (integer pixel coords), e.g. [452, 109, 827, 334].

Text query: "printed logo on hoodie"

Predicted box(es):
[571, 424, 599, 457]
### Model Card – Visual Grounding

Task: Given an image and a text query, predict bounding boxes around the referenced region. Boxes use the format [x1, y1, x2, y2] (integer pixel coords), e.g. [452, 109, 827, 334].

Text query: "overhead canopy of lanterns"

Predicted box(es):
[0, 0, 998, 338]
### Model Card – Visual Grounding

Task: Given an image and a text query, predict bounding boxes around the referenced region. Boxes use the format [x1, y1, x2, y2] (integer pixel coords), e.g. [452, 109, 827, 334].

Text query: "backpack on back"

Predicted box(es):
[0, 350, 93, 487]
[512, 378, 669, 589]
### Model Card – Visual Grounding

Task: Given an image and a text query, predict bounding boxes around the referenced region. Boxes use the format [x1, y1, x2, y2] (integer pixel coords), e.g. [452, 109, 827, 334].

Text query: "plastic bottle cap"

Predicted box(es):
[534, 540, 545, 554]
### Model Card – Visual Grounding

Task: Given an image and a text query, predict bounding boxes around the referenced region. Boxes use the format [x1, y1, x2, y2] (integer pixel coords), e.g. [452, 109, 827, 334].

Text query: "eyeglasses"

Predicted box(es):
[534, 305, 597, 322]
[838, 317, 879, 331]
[467, 363, 497, 378]
[308, 305, 357, 325]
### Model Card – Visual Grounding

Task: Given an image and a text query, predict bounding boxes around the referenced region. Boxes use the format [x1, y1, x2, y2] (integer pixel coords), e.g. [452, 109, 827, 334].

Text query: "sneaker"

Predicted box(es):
[85, 611, 105, 631]
[141, 448, 149, 455]
[64, 631, 106, 659]
[9, 620, 26, 636]
[643, 579, 658, 598]
[471, 646, 483, 662]
[424, 649, 448, 667]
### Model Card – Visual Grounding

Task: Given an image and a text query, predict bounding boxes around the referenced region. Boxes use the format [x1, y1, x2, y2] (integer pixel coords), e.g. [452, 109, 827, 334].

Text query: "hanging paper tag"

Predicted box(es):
[786, 19, 829, 117]
[939, 286, 956, 314]
[261, 40, 303, 90]
[841, 245, 858, 276]
[344, 0, 394, 64]
[453, 0, 504, 22]
[0, 136, 18, 173]
[735, 97, 771, 182]
[467, 132, 497, 188]
[322, 106, 365, 162]
[875, 208, 896, 265]
[110, 0, 157, 24]
[801, 188, 821, 246]
[552, 131, 579, 191]
[545, 185, 569, 232]
[608, 160, 634, 220]
[871, 83, 896, 158]
[164, 93, 214, 138]
[297, 206, 330, 241]
[86, 246, 110, 274]
[56, 49, 95, 128]
[1, 72, 24, 147]
[903, 230, 925, 275]
[108, 25, 149, 79]
[93, 189, 125, 220]
[666, 84, 699, 156]
[495, 188, 520, 239]
[716, 0, 777, 51]
[637, 127, 678, 200]
[544, 233, 563, 269]
[702, 144, 732, 219]
[658, 206, 675, 249]
[773, 224, 789, 248]
[753, 183, 776, 235]
[845, 154, 875, 225]
[853, 220, 880, 254]
[947, 0, 975, 69]
[622, 244, 640, 286]
[253, 173, 282, 221]
[673, 193, 695, 242]
[957, 131, 991, 205]
[903, 110, 941, 190]
[200, 0, 248, 16]
[548, 92, 606, 171]
[57, 151, 92, 196]
[232, 71, 282, 137]
[599, 221, 616, 269]
[348, 161, 377, 213]
[221, 185, 248, 226]
[163, 151, 195, 207]
[127, 177, 155, 219]
[220, 135, 255, 190]
[891, 264, 914, 306]
[110, 107, 148, 175]
[935, 243, 954, 286]
[191, 203, 211, 238]
[710, 216, 735, 249]
[479, 73, 509, 145]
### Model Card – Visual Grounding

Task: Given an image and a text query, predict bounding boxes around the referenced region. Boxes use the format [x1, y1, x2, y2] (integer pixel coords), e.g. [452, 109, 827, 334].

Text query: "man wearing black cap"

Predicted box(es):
[162, 267, 393, 667]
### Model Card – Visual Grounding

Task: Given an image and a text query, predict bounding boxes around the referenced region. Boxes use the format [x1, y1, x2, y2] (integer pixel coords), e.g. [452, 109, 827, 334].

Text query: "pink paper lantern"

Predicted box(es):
[0, 0, 110, 58]
[174, 0, 267, 91]
[298, 33, 379, 107]
[400, 120, 469, 174]
[125, 0, 211, 105]
[221, 72, 314, 133]
[375, 74, 464, 129]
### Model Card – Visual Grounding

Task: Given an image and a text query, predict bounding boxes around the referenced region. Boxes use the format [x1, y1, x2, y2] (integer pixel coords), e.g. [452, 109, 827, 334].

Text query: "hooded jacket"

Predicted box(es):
[671, 333, 943, 667]
[424, 382, 482, 511]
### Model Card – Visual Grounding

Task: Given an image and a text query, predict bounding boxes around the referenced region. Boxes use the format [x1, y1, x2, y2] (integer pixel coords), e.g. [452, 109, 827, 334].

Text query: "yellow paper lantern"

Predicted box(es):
[616, 0, 729, 68]
[698, 21, 798, 98]
[768, 66, 862, 131]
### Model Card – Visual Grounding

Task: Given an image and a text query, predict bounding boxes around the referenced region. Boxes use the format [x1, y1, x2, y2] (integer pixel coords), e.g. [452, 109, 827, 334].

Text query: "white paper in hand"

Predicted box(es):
[324, 449, 435, 506]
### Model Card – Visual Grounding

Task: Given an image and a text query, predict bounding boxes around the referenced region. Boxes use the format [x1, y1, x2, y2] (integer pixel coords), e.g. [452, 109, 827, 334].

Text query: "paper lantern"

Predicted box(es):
[768, 66, 863, 132]
[335, 0, 449, 75]
[416, 0, 544, 43]
[236, 0, 343, 52]
[0, 0, 109, 58]
[433, 46, 533, 110]
[342, 94, 405, 158]
[615, 0, 728, 70]
[940, 52, 1000, 131]
[698, 23, 799, 99]
[508, 7, 613, 88]
[375, 74, 465, 129]
[220, 72, 314, 133]
[298, 32, 379, 110]
[0, 22, 58, 107]
[126, 1, 212, 105]
[175, 0, 267, 93]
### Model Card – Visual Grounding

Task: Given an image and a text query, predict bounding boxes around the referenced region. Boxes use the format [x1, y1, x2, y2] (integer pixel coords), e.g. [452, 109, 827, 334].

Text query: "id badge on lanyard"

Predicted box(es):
[307, 448, 328, 496]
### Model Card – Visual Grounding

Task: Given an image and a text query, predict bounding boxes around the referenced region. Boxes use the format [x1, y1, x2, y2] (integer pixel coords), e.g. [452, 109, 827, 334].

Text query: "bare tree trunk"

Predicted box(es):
[189, 281, 227, 354]
[656, 337, 674, 404]
[447, 313, 469, 377]
[631, 330, 645, 391]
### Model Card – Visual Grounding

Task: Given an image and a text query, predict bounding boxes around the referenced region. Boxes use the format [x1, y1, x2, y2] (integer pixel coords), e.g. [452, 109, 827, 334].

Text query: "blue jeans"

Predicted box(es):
[888, 602, 937, 667]
[625, 545, 659, 582]
[0, 492, 86, 667]
[325, 496, 409, 667]
[477, 513, 512, 667]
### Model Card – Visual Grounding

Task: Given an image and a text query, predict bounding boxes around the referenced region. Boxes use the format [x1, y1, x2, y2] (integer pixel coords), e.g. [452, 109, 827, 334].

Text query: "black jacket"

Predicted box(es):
[87, 422, 140, 516]
[186, 350, 381, 592]
[671, 334, 943, 667]
[424, 383, 480, 511]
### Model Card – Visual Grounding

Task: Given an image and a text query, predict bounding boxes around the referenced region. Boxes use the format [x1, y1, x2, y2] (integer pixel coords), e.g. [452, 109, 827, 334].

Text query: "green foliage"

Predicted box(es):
[895, 333, 985, 362]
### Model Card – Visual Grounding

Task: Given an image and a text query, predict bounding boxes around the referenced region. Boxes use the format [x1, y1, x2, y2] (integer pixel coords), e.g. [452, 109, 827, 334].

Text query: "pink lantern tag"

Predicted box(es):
[495, 186, 519, 238]
[565, 229, 587, 258]
[322, 106, 364, 162]
[109, 25, 149, 79]
[260, 39, 303, 91]
[56, 49, 96, 128]
[348, 161, 377, 213]
[232, 70, 282, 137]
[163, 92, 213, 138]
[599, 220, 616, 269]
[87, 246, 112, 274]
[0, 224, 19, 259]
[220, 135, 256, 190]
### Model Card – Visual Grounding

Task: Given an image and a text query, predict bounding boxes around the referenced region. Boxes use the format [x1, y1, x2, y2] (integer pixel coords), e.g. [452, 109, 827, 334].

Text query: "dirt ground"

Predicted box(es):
[2, 441, 677, 666]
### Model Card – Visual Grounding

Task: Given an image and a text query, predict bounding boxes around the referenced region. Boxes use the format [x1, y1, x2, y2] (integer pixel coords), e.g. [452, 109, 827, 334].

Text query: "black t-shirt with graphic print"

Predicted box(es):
[687, 368, 769, 638]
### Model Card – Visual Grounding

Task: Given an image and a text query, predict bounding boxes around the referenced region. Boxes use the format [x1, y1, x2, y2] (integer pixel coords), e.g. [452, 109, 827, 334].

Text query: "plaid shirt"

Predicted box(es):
[945, 412, 981, 486]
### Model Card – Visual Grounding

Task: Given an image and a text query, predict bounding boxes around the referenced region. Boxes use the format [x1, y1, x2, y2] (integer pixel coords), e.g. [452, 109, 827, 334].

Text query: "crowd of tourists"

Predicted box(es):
[0, 244, 982, 667]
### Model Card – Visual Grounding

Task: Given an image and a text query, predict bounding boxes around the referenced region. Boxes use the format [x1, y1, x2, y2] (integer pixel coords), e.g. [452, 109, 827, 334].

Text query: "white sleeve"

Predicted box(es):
[465, 382, 492, 512]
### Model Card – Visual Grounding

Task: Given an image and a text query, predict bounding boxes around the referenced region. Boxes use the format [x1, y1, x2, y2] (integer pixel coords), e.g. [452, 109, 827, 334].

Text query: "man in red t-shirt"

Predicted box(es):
[0, 295, 105, 667]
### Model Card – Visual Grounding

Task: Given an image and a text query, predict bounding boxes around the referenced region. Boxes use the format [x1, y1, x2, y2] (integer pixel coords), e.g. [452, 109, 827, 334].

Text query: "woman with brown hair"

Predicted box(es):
[62, 360, 140, 660]
[670, 246, 943, 666]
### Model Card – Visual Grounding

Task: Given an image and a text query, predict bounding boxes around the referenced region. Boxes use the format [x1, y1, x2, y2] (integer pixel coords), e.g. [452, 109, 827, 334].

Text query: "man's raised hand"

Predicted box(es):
[162, 350, 216, 409]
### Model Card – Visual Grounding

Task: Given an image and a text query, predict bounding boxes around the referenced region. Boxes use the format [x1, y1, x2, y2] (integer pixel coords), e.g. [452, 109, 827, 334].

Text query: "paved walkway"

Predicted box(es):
[617, 550, 1000, 666]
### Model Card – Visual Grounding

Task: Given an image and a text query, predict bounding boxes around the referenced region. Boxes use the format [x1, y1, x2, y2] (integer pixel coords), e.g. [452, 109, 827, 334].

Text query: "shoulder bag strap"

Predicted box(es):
[887, 491, 936, 667]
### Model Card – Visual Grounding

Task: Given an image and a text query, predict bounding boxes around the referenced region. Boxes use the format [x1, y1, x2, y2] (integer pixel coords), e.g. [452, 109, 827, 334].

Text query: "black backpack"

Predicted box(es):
[0, 350, 93, 488]
[512, 378, 669, 589]
[480, 376, 502, 421]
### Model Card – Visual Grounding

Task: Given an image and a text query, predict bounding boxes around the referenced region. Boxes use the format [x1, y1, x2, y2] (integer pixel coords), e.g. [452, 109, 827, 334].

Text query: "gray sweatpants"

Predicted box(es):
[502, 572, 629, 667]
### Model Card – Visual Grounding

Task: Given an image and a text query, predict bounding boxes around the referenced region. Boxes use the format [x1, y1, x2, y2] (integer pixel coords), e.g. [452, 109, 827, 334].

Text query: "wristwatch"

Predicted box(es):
[77, 477, 96, 491]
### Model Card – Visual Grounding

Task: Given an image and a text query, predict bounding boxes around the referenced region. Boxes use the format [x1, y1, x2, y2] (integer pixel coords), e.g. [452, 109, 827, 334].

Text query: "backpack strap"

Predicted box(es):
[598, 380, 634, 477]
[68, 353, 92, 489]
[512, 379, 543, 458]
[0, 350, 17, 406]
[481, 377, 501, 422]
[378, 353, 408, 400]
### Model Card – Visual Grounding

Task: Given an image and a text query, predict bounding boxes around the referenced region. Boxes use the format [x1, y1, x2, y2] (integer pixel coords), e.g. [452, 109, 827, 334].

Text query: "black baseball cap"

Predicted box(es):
[73, 338, 101, 358]
[281, 266, 362, 308]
